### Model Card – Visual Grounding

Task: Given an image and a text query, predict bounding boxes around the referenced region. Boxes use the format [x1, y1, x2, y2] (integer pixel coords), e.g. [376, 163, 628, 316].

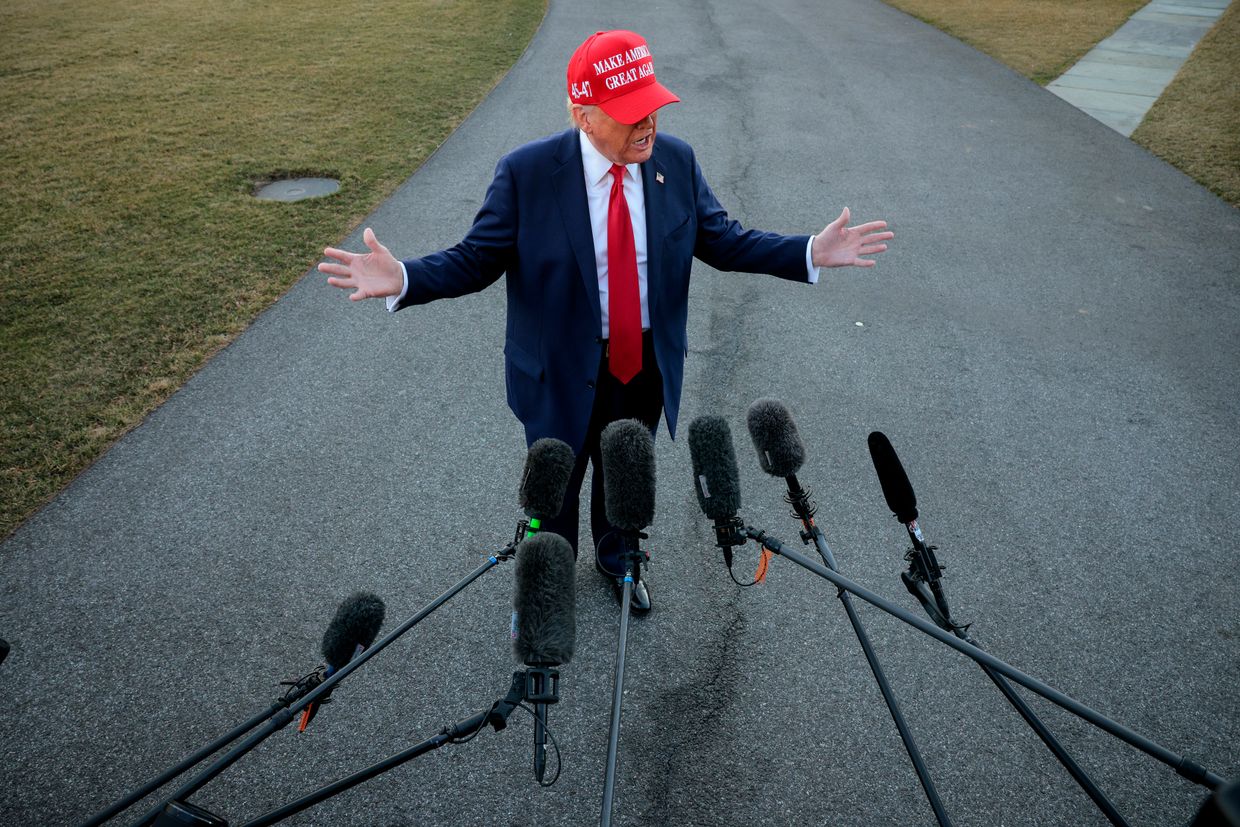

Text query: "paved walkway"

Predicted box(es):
[1048, 0, 1231, 136]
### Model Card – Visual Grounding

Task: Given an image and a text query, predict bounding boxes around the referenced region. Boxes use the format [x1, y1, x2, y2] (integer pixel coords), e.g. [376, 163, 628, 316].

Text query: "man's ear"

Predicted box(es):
[572, 105, 591, 133]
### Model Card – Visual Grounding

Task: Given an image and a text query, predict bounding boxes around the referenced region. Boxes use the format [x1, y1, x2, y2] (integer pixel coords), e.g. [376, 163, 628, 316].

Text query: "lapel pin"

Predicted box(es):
[656, 172, 664, 184]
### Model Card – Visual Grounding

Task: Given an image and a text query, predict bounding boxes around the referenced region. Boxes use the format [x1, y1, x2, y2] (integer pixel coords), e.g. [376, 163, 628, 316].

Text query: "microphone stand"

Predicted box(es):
[81, 678, 325, 827]
[780, 476, 951, 827]
[735, 525, 1226, 792]
[235, 667, 558, 826]
[122, 530, 531, 827]
[898, 522, 1131, 827]
[600, 529, 648, 827]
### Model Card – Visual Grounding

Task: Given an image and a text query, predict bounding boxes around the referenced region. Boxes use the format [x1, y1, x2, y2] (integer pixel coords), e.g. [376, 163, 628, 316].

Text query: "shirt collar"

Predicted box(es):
[578, 130, 637, 186]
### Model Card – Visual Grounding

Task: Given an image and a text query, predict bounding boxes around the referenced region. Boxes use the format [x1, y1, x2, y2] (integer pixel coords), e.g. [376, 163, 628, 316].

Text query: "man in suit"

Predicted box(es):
[321, 30, 892, 612]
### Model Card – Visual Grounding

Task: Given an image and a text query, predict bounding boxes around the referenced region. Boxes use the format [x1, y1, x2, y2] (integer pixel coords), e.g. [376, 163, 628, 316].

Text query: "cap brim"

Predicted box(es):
[597, 81, 680, 125]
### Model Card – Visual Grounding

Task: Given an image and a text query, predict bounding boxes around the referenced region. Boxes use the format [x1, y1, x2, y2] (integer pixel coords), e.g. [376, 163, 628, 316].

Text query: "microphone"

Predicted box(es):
[746, 398, 806, 479]
[867, 431, 953, 631]
[300, 592, 386, 731]
[746, 398, 822, 556]
[518, 438, 575, 533]
[600, 419, 656, 533]
[867, 431, 918, 524]
[597, 420, 655, 822]
[513, 532, 576, 783]
[687, 415, 746, 567]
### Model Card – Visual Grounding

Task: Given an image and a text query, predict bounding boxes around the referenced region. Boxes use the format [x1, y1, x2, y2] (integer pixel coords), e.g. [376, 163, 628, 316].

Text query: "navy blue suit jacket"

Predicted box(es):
[397, 128, 811, 454]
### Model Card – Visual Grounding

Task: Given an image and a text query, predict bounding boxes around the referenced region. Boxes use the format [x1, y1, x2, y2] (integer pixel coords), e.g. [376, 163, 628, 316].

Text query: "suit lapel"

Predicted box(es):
[551, 130, 601, 333]
[641, 151, 667, 320]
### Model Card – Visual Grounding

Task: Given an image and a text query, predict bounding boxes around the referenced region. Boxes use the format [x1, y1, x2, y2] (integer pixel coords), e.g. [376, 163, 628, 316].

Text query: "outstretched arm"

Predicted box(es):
[811, 207, 893, 269]
[320, 228, 404, 301]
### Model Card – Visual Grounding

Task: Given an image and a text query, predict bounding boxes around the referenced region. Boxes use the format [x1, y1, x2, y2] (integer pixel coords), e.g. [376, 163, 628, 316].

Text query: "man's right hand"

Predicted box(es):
[320, 227, 403, 301]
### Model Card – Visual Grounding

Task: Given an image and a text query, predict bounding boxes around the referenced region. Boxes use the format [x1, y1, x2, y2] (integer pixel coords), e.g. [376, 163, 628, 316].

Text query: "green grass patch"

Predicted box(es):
[0, 0, 545, 538]
[1132, 1, 1240, 206]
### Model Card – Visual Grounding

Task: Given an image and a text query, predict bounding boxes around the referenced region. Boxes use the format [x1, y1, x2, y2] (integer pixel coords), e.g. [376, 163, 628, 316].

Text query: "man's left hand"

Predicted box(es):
[812, 207, 893, 268]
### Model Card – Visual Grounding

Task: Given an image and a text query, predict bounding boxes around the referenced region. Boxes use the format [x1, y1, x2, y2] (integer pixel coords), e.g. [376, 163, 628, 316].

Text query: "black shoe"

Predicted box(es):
[595, 532, 652, 615]
[601, 571, 651, 615]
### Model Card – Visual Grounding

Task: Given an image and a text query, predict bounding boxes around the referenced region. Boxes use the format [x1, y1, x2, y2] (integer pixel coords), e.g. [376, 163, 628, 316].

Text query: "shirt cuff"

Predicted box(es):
[806, 236, 820, 284]
[386, 261, 410, 312]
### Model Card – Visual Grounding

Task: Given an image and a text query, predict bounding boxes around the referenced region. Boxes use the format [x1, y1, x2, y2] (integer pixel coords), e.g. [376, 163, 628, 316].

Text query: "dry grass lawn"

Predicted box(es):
[0, 0, 545, 537]
[883, 0, 1147, 85]
[1133, 1, 1240, 205]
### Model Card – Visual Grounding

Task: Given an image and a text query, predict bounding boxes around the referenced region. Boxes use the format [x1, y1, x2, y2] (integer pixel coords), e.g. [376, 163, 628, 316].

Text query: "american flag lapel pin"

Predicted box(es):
[656, 172, 664, 184]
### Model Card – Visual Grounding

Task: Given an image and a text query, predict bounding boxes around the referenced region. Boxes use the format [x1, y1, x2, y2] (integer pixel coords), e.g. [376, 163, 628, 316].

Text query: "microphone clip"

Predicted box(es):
[278, 664, 329, 706]
[902, 546, 969, 635]
[513, 518, 531, 546]
[522, 666, 561, 707]
[486, 667, 561, 733]
[905, 542, 945, 585]
[712, 515, 746, 567]
[782, 475, 817, 523]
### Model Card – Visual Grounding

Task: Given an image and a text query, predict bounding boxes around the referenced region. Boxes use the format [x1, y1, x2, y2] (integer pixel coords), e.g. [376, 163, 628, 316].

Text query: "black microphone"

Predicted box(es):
[867, 431, 918, 524]
[513, 532, 576, 782]
[867, 431, 952, 631]
[300, 592, 386, 731]
[687, 415, 746, 567]
[600, 419, 656, 533]
[746, 398, 806, 479]
[518, 438, 575, 532]
[746, 398, 822, 538]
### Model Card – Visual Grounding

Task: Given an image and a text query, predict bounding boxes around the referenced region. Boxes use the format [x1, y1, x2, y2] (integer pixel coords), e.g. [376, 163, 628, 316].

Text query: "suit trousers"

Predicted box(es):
[541, 331, 663, 558]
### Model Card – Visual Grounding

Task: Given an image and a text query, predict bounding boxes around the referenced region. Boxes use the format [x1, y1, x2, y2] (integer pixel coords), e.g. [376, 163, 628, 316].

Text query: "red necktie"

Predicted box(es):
[607, 163, 641, 384]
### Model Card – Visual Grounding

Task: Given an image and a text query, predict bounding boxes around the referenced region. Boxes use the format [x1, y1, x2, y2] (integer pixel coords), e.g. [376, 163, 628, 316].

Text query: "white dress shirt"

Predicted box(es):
[578, 130, 649, 338]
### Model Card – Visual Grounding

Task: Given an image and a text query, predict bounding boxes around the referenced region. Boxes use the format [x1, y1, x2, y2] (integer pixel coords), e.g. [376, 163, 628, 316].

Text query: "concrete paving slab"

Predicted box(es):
[1047, 85, 1158, 115]
[1079, 47, 1186, 69]
[1136, 6, 1223, 21]
[1076, 108, 1148, 133]
[1112, 17, 1216, 47]
[1059, 61, 1178, 83]
[1049, 0, 1231, 135]
[1146, 2, 1231, 15]
[1052, 71, 1176, 97]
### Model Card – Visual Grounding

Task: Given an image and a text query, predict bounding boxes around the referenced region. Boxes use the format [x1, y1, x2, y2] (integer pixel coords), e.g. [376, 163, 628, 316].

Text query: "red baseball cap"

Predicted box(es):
[566, 30, 680, 125]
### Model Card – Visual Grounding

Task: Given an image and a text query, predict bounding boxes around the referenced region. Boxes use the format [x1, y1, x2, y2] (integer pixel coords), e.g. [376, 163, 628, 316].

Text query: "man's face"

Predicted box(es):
[579, 106, 657, 166]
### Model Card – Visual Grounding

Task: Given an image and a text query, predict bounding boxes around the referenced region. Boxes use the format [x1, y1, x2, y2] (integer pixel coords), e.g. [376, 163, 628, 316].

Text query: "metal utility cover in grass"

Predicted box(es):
[254, 178, 340, 201]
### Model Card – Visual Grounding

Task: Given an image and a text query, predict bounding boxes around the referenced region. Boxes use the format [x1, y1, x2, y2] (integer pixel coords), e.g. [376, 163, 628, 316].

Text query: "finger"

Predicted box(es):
[319, 262, 352, 277]
[858, 243, 888, 255]
[849, 220, 888, 234]
[825, 206, 849, 233]
[323, 247, 355, 263]
[860, 231, 894, 244]
[853, 258, 877, 268]
[363, 227, 389, 256]
[326, 276, 356, 289]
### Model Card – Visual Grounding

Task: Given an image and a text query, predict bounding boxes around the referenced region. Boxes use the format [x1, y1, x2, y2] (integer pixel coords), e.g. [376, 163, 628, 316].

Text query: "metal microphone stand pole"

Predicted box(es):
[237, 668, 554, 827]
[83, 699, 289, 827]
[600, 530, 646, 827]
[899, 524, 1130, 827]
[741, 526, 1226, 792]
[781, 476, 951, 827]
[126, 534, 528, 827]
